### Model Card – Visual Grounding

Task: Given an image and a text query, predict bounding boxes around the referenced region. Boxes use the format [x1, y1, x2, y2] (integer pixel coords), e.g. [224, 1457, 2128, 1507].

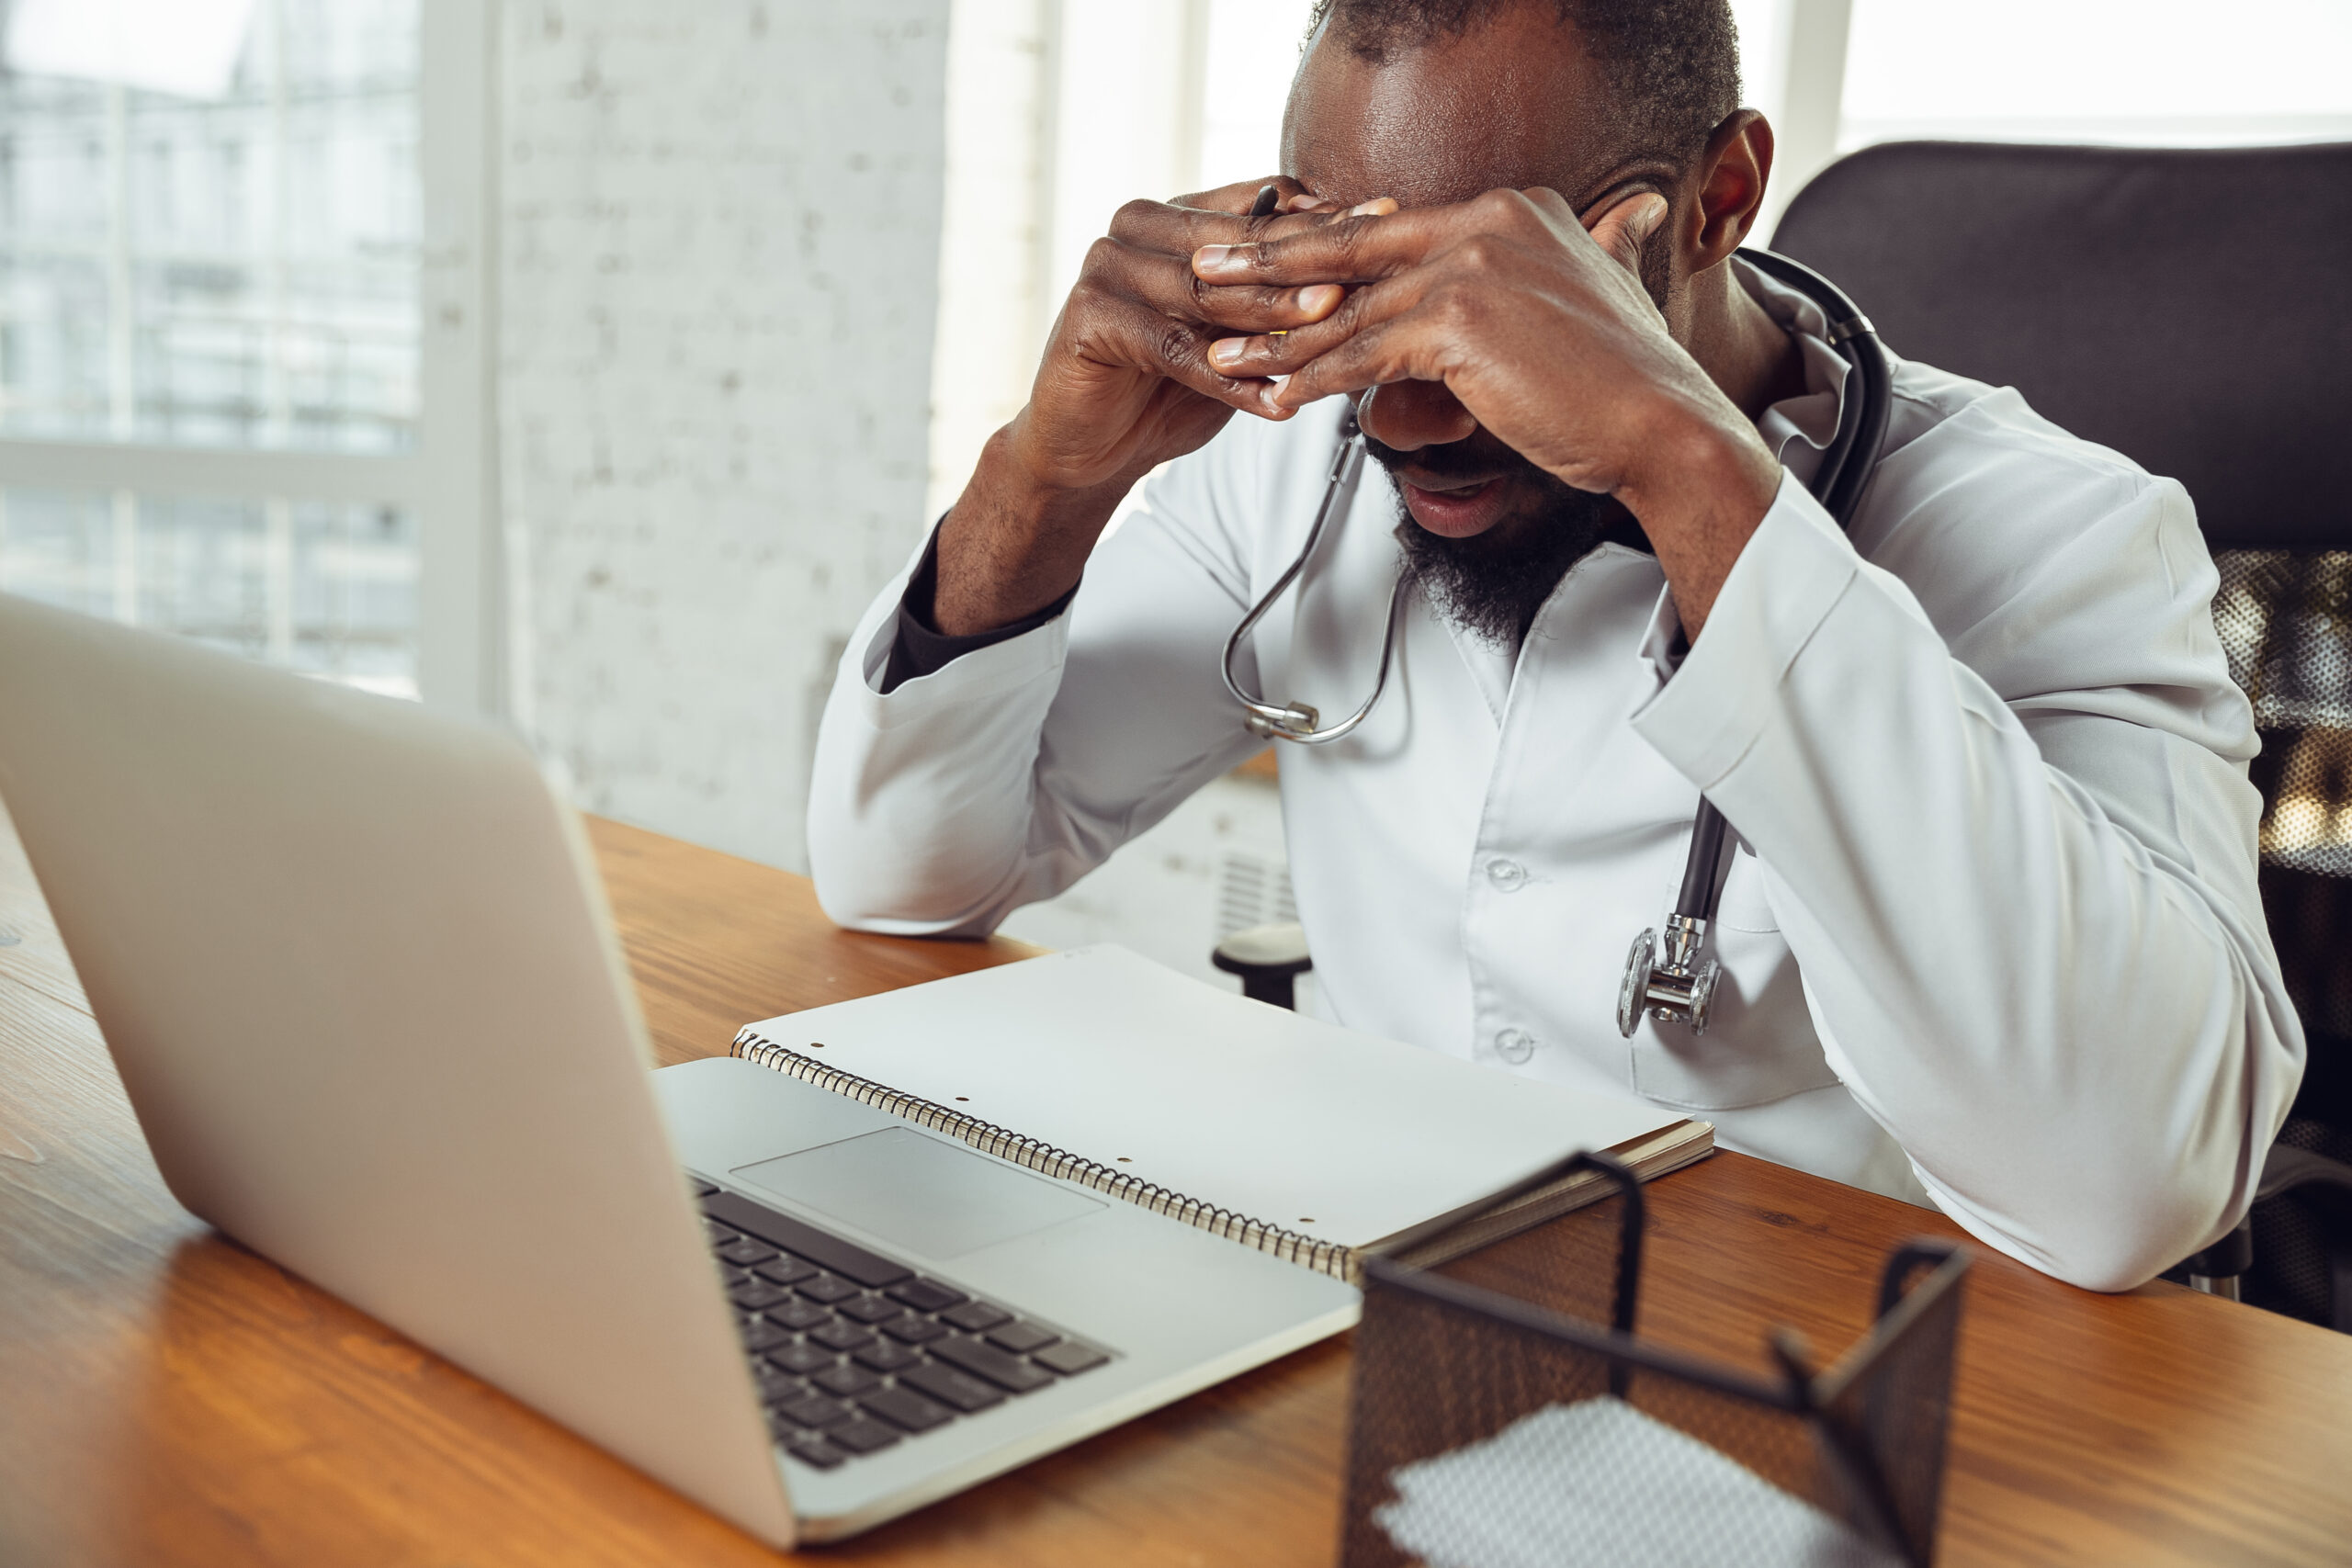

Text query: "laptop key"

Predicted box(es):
[795, 1273, 860, 1305]
[809, 1319, 873, 1352]
[700, 1191, 912, 1289]
[729, 1279, 794, 1312]
[811, 1362, 880, 1397]
[739, 1318, 792, 1354]
[933, 1336, 1055, 1394]
[777, 1393, 854, 1428]
[985, 1321, 1060, 1355]
[828, 1417, 902, 1455]
[705, 1219, 743, 1247]
[897, 1360, 1006, 1414]
[853, 1339, 922, 1373]
[769, 1299, 831, 1332]
[691, 1178, 720, 1198]
[717, 1237, 779, 1268]
[753, 1256, 817, 1287]
[1032, 1339, 1111, 1376]
[754, 1364, 806, 1404]
[838, 1294, 902, 1325]
[887, 1278, 968, 1314]
[859, 1384, 954, 1434]
[786, 1438, 847, 1471]
[880, 1314, 948, 1346]
[940, 1300, 1012, 1334]
[766, 1340, 836, 1376]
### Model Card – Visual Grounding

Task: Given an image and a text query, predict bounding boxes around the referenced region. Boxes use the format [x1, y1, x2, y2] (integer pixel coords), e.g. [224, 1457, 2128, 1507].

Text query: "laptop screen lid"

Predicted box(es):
[0, 592, 795, 1547]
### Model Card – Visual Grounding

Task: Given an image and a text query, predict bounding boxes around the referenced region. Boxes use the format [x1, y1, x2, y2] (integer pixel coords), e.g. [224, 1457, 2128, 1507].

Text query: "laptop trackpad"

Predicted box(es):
[732, 1127, 1105, 1261]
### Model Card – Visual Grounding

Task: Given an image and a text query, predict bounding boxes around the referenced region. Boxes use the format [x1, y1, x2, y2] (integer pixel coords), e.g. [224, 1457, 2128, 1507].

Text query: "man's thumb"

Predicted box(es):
[1591, 192, 1669, 276]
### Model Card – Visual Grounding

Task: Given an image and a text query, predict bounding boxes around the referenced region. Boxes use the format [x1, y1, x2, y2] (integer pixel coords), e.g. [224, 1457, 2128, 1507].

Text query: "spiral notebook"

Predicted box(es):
[730, 945, 1713, 1281]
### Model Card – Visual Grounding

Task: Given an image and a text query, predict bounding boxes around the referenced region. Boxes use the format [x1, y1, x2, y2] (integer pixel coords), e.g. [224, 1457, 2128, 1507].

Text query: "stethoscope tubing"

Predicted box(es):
[1671, 249, 1891, 924]
[1219, 245, 1892, 931]
[1220, 406, 1413, 745]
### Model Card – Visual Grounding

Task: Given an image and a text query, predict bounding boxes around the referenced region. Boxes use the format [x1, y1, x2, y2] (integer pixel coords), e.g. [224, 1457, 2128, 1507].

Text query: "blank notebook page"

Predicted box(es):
[744, 945, 1678, 1253]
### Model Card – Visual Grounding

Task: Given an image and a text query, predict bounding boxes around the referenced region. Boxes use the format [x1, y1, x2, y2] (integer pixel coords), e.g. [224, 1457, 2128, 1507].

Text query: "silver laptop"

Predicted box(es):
[0, 592, 1359, 1546]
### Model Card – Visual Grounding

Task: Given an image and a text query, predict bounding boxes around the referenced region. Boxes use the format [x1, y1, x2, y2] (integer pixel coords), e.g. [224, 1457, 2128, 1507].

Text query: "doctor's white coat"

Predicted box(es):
[808, 262, 2303, 1291]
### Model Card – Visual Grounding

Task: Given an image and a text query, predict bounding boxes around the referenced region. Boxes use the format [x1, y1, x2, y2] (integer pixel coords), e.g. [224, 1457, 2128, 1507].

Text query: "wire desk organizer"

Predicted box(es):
[1340, 1154, 1970, 1568]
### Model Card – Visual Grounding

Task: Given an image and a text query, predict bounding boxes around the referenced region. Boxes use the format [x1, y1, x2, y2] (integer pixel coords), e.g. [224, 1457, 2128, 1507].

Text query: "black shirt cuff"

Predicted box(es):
[878, 521, 1079, 694]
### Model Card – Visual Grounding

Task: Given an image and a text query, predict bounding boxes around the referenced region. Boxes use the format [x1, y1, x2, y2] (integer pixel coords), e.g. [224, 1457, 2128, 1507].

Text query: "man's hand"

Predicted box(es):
[934, 179, 1385, 636]
[1192, 188, 1783, 637]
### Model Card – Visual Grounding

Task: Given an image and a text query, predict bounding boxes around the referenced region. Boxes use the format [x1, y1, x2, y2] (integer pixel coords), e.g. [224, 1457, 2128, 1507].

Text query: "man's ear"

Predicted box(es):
[1690, 110, 1774, 266]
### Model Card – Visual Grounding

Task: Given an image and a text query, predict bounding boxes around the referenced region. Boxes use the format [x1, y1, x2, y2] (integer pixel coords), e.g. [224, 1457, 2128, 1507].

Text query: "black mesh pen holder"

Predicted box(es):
[1340, 1154, 1969, 1568]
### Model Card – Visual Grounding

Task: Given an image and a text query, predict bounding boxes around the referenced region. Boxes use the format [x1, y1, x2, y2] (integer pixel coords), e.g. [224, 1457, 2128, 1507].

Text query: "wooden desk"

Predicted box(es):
[3, 810, 2348, 1566]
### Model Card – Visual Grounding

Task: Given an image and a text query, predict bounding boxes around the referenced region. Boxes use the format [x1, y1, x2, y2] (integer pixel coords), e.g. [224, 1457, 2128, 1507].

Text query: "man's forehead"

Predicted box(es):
[1280, 8, 1637, 211]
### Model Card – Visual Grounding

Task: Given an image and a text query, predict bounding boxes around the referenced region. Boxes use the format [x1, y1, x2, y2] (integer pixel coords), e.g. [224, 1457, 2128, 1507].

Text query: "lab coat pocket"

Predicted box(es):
[1713, 843, 1780, 933]
[1628, 927, 1838, 1110]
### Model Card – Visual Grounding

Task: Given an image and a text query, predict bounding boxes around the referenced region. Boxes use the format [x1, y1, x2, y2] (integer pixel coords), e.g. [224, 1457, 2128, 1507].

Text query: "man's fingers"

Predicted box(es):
[1170, 175, 1308, 216]
[1084, 234, 1348, 333]
[1110, 193, 1348, 257]
[1267, 316, 1425, 411]
[1076, 294, 1292, 419]
[1202, 269, 1428, 376]
[1585, 192, 1669, 281]
[1191, 197, 1406, 285]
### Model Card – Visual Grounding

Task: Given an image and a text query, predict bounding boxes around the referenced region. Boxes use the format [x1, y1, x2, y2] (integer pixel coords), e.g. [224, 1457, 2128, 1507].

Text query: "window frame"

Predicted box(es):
[0, 0, 501, 715]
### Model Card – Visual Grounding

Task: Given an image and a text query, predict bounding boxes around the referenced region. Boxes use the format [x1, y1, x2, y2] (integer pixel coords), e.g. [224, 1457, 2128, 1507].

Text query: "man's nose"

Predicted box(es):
[1357, 382, 1479, 453]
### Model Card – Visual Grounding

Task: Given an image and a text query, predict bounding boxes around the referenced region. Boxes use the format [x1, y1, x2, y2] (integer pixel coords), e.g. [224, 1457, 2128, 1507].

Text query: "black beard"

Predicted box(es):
[1365, 229, 1667, 648]
[1368, 440, 1636, 649]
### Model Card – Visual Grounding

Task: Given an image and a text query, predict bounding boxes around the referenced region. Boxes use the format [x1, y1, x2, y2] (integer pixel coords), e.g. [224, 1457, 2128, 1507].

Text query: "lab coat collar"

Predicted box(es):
[1732, 254, 1856, 491]
[1636, 260, 1860, 672]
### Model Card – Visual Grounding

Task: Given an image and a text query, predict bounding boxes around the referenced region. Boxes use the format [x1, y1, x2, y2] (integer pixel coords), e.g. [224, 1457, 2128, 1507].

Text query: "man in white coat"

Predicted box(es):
[808, 0, 2303, 1290]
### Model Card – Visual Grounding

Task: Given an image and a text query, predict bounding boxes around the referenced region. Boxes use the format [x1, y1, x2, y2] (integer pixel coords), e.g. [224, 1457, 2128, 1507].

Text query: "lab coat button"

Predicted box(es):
[1485, 858, 1527, 891]
[1494, 1028, 1535, 1065]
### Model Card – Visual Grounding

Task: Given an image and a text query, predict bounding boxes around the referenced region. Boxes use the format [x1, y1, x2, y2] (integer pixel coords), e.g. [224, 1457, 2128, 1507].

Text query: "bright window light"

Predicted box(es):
[1844, 0, 2352, 145]
[6, 0, 259, 100]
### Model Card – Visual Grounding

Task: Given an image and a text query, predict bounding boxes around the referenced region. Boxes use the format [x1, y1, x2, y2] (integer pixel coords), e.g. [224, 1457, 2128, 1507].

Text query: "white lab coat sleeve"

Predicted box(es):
[1630, 467, 2304, 1292]
[807, 449, 1270, 937]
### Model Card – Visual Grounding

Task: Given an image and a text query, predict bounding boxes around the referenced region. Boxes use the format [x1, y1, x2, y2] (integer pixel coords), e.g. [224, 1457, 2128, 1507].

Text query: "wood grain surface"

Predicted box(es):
[1, 807, 2346, 1566]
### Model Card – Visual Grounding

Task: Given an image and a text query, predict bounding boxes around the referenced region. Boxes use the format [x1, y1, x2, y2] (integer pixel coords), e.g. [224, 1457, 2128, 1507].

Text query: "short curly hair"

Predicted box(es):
[1306, 0, 1743, 167]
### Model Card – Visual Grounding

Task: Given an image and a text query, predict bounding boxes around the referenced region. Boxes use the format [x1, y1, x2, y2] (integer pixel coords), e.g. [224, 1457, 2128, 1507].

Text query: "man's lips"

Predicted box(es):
[1397, 473, 1511, 537]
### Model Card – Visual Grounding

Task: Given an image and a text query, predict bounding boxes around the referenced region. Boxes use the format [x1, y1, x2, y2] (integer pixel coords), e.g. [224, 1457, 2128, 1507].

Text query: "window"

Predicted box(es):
[0, 0, 493, 708]
[1748, 0, 2352, 232]
[1840, 0, 2352, 150]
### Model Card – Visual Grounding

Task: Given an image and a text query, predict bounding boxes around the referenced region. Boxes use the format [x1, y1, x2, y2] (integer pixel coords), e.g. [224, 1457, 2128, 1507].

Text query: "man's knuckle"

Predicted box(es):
[1473, 188, 1522, 222]
[1081, 235, 1124, 278]
[1109, 197, 1160, 234]
[1456, 235, 1500, 274]
[1156, 321, 1201, 367]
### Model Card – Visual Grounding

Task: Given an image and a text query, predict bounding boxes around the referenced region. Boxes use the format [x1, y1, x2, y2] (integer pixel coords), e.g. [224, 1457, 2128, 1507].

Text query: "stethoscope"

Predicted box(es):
[1219, 247, 1892, 1038]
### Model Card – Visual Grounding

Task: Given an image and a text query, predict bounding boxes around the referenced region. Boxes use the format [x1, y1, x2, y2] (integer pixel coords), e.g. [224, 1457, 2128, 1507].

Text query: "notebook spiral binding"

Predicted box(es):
[732, 1028, 1357, 1280]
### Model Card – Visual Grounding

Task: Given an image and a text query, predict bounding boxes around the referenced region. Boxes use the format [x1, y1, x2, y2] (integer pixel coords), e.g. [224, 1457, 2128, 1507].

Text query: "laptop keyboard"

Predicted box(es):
[693, 1179, 1115, 1472]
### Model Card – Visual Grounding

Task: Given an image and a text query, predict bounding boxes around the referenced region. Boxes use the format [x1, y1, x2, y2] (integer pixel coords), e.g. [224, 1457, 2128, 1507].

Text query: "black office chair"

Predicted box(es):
[1773, 140, 2352, 1329]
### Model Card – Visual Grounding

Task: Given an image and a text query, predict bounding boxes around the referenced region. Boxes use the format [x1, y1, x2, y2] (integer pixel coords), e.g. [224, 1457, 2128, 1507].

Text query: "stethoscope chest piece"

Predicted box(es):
[1222, 404, 1411, 747]
[1617, 913, 1721, 1037]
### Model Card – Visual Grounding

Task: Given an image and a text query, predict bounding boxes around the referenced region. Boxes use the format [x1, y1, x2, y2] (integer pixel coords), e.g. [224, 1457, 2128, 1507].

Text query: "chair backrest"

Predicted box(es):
[1773, 141, 2352, 1320]
[1771, 141, 2352, 550]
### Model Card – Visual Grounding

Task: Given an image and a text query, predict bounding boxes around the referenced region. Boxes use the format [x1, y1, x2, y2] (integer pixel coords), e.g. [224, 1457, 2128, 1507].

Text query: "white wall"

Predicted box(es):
[922, 0, 1056, 525]
[501, 0, 950, 872]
